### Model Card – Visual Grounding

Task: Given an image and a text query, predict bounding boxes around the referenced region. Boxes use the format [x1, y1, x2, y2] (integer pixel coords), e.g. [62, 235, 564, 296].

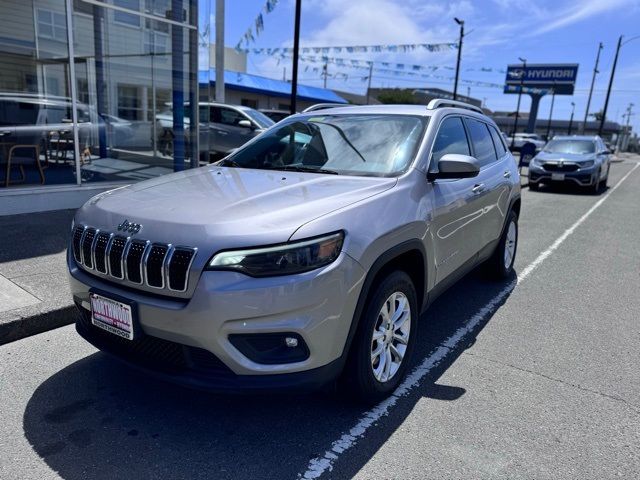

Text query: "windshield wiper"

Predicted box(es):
[277, 165, 340, 175]
[310, 121, 367, 162]
[215, 158, 242, 168]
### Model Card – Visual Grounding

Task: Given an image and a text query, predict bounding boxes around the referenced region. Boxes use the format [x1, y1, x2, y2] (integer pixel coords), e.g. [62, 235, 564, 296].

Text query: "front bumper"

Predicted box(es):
[68, 250, 366, 389]
[529, 163, 598, 186]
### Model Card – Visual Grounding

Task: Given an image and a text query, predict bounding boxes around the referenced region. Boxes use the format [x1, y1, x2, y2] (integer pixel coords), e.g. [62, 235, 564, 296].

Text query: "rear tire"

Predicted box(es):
[485, 210, 518, 279]
[528, 181, 539, 191]
[342, 271, 418, 404]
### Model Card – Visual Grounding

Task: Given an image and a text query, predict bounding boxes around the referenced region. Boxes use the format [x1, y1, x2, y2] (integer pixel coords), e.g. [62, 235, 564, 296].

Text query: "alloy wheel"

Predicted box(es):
[504, 220, 517, 269]
[370, 291, 411, 383]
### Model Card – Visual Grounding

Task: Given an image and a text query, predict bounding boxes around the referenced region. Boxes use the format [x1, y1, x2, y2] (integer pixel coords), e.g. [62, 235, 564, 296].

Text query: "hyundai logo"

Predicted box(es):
[117, 220, 142, 234]
[508, 69, 525, 79]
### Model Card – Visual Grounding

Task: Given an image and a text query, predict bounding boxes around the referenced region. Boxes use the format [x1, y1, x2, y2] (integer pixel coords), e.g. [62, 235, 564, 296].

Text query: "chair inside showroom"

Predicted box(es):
[0, 136, 45, 188]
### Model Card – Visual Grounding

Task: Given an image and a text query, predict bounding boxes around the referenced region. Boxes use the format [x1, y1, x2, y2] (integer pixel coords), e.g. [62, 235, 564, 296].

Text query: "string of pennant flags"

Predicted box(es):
[238, 42, 459, 55]
[235, 0, 280, 50]
[285, 53, 506, 75]
[294, 56, 505, 89]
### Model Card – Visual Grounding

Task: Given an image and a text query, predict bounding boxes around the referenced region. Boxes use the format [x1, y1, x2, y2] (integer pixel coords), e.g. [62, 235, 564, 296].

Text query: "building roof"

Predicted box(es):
[199, 69, 347, 104]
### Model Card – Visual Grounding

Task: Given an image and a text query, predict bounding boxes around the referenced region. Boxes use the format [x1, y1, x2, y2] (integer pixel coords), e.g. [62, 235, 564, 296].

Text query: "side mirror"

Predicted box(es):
[428, 154, 480, 180]
[238, 119, 254, 129]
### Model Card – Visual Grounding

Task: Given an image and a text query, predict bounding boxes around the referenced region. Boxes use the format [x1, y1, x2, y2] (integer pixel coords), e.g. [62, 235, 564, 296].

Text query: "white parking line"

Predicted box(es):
[298, 162, 640, 479]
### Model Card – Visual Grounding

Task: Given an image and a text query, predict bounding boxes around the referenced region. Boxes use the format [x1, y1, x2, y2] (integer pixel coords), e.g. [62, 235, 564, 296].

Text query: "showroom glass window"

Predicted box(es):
[0, 0, 198, 190]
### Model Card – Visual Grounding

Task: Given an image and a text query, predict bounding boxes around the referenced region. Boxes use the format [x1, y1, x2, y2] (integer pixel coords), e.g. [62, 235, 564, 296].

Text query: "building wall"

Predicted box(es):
[221, 89, 317, 111]
[208, 45, 247, 73]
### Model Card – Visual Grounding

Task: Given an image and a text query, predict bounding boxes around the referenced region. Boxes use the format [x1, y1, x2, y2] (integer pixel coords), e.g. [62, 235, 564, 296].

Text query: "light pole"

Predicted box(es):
[545, 83, 556, 140]
[290, 0, 301, 114]
[582, 42, 602, 134]
[598, 34, 640, 136]
[568, 101, 575, 135]
[214, 0, 225, 103]
[453, 17, 464, 100]
[511, 57, 526, 150]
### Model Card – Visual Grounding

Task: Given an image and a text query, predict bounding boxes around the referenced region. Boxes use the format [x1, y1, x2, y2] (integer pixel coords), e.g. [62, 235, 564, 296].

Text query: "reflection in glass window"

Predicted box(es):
[117, 85, 142, 120]
[37, 9, 67, 41]
[113, 0, 140, 26]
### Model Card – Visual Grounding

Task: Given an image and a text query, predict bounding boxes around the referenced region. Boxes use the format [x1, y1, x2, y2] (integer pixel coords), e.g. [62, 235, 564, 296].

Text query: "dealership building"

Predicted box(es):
[0, 0, 345, 215]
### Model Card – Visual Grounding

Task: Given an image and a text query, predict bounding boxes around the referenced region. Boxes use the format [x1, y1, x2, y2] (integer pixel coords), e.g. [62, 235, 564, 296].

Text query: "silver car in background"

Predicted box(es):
[156, 102, 275, 161]
[68, 100, 521, 402]
[529, 135, 611, 192]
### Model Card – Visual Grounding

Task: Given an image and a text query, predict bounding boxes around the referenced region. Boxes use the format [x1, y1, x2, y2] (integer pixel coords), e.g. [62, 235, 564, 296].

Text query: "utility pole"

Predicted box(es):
[466, 86, 470, 99]
[582, 42, 602, 134]
[290, 0, 301, 114]
[365, 62, 374, 105]
[283, 67, 286, 81]
[545, 83, 556, 140]
[621, 103, 635, 151]
[598, 34, 640, 137]
[598, 36, 622, 136]
[625, 103, 634, 128]
[453, 17, 464, 100]
[511, 57, 526, 150]
[568, 101, 575, 135]
[214, 0, 225, 103]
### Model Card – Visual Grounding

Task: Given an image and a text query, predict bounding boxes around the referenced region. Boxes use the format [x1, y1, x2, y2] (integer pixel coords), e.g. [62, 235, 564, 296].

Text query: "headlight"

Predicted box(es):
[530, 157, 543, 167]
[206, 232, 344, 277]
[579, 160, 595, 168]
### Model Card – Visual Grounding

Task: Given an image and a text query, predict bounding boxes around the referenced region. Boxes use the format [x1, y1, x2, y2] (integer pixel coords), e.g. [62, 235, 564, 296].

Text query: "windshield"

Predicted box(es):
[222, 114, 427, 177]
[544, 140, 595, 154]
[242, 108, 275, 129]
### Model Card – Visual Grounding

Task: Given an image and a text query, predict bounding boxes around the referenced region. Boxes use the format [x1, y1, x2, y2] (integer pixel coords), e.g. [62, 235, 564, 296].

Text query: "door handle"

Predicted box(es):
[216, 130, 228, 135]
[503, 171, 511, 178]
[472, 183, 485, 194]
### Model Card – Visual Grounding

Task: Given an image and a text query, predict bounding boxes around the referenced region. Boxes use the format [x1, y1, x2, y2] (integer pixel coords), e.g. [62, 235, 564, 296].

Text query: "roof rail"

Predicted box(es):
[302, 103, 347, 113]
[426, 99, 484, 114]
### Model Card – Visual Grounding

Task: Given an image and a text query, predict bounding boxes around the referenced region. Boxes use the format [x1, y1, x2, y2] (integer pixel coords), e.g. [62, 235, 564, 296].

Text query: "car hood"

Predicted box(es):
[76, 166, 397, 250]
[536, 151, 595, 162]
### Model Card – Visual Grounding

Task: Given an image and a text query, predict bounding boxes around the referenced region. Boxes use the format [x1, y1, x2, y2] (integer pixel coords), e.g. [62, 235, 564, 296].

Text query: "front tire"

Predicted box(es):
[486, 210, 518, 279]
[589, 170, 602, 194]
[343, 271, 418, 403]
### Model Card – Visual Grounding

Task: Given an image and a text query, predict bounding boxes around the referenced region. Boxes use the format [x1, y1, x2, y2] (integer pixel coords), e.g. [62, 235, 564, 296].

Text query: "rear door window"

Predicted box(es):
[431, 116, 470, 164]
[489, 126, 507, 158]
[465, 118, 498, 167]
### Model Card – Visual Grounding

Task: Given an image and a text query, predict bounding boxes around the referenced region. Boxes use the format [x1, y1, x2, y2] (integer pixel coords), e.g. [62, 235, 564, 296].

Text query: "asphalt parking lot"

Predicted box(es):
[1, 158, 639, 480]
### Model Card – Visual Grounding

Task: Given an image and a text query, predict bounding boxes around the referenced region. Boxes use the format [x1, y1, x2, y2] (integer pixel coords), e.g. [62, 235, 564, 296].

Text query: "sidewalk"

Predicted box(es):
[0, 209, 76, 345]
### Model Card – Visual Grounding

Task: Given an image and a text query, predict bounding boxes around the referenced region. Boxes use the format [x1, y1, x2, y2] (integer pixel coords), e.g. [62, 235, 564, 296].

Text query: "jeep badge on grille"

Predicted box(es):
[117, 220, 142, 234]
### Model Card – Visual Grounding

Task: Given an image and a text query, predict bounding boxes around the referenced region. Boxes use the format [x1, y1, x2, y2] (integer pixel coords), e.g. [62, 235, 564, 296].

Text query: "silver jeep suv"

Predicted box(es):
[68, 100, 521, 401]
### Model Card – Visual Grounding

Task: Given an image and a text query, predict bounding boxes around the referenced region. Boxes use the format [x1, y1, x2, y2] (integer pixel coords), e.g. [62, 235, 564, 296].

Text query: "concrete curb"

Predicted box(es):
[0, 306, 77, 346]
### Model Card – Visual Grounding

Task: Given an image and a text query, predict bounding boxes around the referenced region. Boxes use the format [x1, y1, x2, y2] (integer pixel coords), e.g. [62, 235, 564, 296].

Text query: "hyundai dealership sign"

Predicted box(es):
[504, 64, 578, 95]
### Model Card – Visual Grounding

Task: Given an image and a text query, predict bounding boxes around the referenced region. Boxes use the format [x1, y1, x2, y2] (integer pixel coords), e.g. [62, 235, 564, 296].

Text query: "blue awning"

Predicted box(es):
[199, 69, 347, 104]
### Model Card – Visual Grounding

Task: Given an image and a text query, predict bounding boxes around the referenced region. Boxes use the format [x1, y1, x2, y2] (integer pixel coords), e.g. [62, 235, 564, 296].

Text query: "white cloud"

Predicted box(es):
[530, 0, 636, 36]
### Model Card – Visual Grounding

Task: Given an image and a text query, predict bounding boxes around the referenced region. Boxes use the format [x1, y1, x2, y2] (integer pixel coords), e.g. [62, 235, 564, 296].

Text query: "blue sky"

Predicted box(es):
[200, 0, 640, 131]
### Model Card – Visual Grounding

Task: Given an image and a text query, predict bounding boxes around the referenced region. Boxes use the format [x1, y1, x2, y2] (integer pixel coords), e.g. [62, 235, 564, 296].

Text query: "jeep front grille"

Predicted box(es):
[71, 225, 197, 292]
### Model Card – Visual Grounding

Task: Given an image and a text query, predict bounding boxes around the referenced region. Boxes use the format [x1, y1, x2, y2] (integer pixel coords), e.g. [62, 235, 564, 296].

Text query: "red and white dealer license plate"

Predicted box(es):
[90, 293, 134, 340]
